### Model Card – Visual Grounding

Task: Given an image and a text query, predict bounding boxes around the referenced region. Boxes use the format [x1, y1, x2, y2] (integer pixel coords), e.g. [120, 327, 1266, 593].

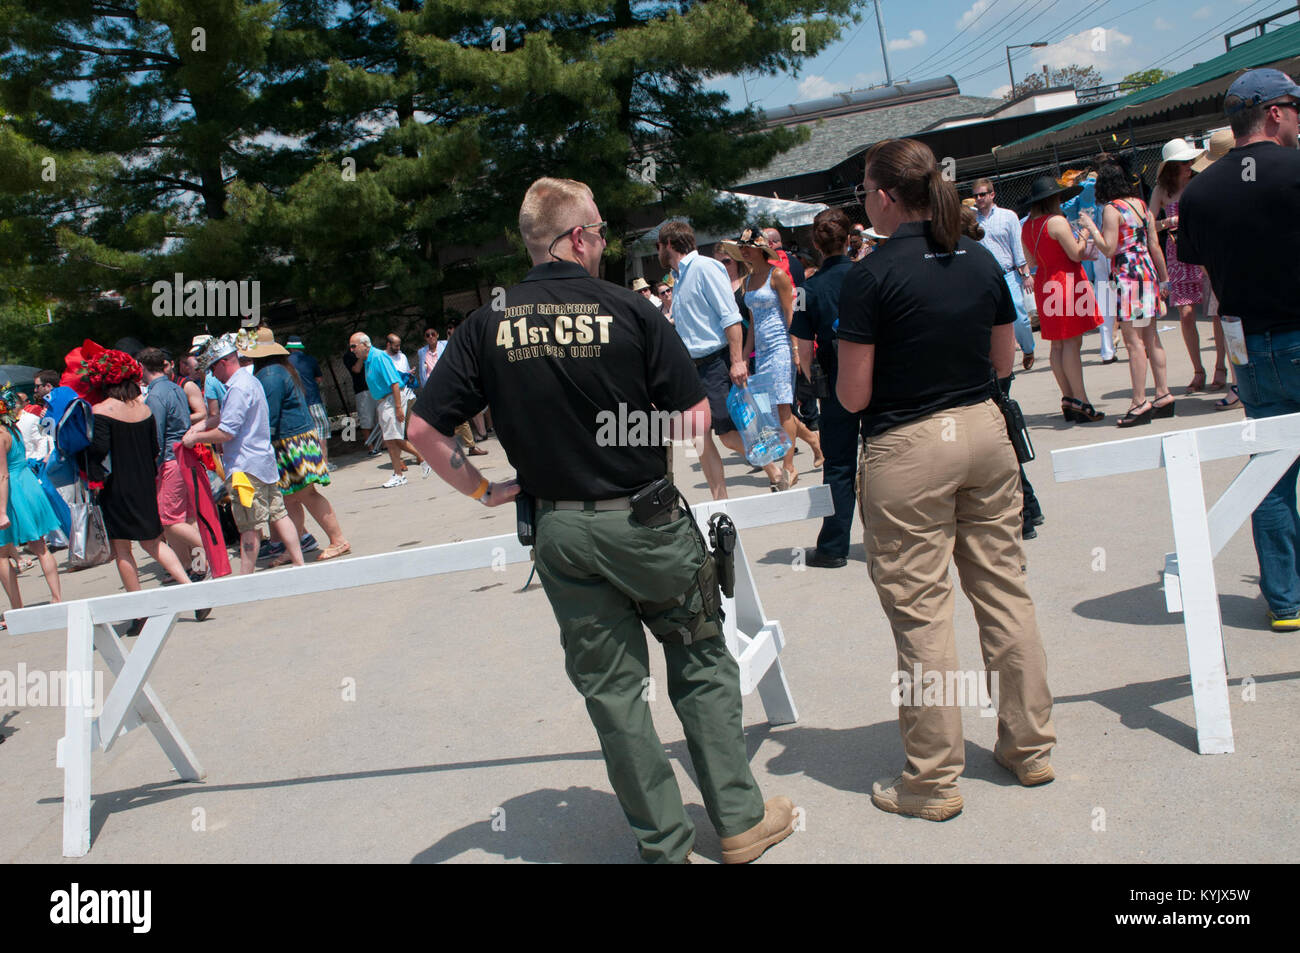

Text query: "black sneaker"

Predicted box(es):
[805, 548, 848, 569]
[258, 539, 285, 560]
[300, 533, 319, 554]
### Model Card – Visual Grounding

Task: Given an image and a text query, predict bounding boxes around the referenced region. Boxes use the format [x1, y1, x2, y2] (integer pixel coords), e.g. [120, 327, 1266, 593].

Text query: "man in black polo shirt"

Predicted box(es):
[1180, 68, 1300, 631]
[407, 177, 795, 864]
[790, 208, 859, 568]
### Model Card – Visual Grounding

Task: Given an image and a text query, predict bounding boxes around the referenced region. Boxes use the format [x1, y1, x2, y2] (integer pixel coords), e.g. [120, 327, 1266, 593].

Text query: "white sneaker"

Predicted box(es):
[420, 461, 432, 479]
[382, 474, 407, 488]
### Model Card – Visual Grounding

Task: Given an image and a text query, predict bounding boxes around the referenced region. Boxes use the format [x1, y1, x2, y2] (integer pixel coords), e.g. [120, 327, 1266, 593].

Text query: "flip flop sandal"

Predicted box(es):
[1209, 368, 1227, 391]
[317, 541, 351, 561]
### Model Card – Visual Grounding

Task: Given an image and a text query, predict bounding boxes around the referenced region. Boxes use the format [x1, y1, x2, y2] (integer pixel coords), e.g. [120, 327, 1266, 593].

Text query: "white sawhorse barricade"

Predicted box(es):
[5, 484, 831, 857]
[1051, 412, 1300, 755]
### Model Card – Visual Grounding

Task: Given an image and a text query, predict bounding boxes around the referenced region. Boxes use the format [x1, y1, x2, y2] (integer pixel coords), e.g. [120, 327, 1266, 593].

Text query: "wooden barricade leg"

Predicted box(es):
[60, 602, 94, 858]
[1163, 432, 1235, 754]
[94, 622, 204, 780]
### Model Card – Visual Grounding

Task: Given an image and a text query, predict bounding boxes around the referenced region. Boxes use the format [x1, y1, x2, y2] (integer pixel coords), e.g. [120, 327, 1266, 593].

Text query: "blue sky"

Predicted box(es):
[704, 0, 1293, 108]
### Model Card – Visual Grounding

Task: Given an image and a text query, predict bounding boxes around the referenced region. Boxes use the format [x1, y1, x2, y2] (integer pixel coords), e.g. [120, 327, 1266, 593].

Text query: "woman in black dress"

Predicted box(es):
[84, 350, 198, 600]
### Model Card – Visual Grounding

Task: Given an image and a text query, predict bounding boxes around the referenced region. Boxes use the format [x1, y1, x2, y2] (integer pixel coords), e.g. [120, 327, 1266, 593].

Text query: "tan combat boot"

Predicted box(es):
[720, 796, 796, 864]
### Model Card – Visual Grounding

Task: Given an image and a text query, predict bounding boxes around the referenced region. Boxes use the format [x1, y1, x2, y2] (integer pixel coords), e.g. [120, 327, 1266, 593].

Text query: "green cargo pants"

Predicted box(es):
[533, 502, 766, 863]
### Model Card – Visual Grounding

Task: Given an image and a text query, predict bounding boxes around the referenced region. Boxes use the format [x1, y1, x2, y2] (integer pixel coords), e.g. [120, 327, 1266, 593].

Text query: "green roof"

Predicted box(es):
[999, 20, 1300, 153]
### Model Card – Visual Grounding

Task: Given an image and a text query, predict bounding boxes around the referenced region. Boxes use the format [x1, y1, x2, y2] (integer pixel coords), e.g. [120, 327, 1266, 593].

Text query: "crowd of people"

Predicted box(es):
[0, 319, 499, 628]
[2, 65, 1295, 862]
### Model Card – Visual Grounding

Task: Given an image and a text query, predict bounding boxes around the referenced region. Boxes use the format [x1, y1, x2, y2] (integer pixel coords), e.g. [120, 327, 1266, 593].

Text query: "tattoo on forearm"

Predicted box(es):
[450, 447, 466, 469]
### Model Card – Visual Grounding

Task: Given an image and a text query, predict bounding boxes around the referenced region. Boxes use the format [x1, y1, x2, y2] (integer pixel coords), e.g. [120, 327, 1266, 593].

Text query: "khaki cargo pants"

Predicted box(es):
[859, 399, 1056, 797]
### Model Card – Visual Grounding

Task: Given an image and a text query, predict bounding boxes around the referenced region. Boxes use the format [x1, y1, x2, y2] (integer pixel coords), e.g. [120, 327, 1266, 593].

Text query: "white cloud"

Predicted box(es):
[1154, 17, 1174, 30]
[1034, 28, 1135, 73]
[797, 75, 839, 100]
[990, 83, 1012, 98]
[888, 29, 926, 52]
[1192, 5, 1211, 17]
[956, 0, 992, 29]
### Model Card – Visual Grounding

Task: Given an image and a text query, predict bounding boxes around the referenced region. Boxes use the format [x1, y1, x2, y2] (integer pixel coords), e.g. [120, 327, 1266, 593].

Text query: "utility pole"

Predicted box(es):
[873, 0, 894, 87]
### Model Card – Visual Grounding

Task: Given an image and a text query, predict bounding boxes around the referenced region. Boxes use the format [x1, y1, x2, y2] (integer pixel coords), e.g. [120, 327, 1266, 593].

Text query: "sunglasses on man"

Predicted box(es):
[548, 221, 608, 259]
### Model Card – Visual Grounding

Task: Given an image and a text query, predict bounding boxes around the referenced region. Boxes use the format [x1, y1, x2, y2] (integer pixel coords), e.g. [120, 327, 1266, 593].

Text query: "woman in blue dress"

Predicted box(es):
[0, 387, 63, 622]
[725, 229, 818, 490]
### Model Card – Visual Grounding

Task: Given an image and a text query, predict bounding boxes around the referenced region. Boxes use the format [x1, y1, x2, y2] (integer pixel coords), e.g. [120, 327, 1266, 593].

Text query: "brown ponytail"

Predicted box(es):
[863, 138, 962, 254]
[927, 167, 961, 253]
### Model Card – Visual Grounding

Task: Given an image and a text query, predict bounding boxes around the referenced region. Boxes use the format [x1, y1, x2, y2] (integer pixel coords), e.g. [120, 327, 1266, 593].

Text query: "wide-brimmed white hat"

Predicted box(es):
[862, 226, 888, 241]
[1156, 138, 1203, 179]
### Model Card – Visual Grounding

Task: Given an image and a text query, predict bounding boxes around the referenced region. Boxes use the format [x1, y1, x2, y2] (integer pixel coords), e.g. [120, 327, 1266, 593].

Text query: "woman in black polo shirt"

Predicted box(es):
[837, 138, 1056, 823]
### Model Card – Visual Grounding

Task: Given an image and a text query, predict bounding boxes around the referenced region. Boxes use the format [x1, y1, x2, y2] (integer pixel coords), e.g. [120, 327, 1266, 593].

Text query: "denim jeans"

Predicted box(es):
[1004, 272, 1035, 356]
[1234, 328, 1300, 617]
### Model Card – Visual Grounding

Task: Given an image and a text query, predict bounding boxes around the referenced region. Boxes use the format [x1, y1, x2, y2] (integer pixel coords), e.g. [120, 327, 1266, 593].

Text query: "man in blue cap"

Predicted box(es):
[1180, 67, 1300, 631]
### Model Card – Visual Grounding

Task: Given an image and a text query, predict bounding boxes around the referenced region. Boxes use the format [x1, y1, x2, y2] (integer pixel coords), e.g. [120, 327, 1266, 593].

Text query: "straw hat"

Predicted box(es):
[236, 326, 290, 359]
[630, 277, 650, 292]
[719, 226, 781, 262]
[1191, 129, 1234, 172]
[1156, 138, 1204, 180]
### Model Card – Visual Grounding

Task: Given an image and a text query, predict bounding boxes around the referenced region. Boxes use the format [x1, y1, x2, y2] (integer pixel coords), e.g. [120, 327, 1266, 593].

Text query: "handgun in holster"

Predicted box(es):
[708, 513, 737, 600]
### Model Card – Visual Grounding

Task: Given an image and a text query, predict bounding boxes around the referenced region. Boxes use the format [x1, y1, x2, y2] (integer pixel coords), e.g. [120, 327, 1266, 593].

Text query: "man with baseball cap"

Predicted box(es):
[1179, 67, 1300, 631]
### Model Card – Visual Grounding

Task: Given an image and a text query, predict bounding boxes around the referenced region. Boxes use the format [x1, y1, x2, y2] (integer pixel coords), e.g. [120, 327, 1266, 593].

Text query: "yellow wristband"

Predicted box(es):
[470, 478, 490, 500]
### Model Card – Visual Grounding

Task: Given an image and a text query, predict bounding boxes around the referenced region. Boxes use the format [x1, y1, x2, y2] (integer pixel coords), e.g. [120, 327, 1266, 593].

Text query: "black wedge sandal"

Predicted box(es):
[1117, 400, 1154, 428]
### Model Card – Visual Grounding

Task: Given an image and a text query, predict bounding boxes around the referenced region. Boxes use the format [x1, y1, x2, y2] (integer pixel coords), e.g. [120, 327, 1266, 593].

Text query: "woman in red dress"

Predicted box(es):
[1021, 176, 1105, 422]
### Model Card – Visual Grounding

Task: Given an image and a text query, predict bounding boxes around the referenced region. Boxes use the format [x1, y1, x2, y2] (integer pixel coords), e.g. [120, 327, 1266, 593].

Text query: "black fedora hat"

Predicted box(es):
[1018, 175, 1083, 215]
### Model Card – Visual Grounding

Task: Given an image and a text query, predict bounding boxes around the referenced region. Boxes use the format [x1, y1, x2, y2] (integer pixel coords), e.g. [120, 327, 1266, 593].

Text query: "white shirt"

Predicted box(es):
[387, 350, 411, 375]
[18, 410, 52, 460]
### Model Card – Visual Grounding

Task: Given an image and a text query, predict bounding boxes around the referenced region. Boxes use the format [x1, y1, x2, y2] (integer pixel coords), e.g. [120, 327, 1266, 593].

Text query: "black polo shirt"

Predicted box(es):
[790, 253, 854, 381]
[1178, 141, 1300, 335]
[413, 260, 705, 500]
[836, 221, 1013, 438]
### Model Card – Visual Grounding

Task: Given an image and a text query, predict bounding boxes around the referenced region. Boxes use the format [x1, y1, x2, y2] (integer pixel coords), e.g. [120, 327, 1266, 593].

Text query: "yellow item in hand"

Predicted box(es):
[231, 471, 255, 508]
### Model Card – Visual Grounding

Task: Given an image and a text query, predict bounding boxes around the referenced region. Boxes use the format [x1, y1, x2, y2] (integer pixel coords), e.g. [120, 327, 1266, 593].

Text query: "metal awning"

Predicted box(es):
[995, 21, 1300, 159]
[627, 191, 829, 255]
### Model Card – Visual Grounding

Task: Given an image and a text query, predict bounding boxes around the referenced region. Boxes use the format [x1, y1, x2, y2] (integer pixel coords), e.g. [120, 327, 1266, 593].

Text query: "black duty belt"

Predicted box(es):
[692, 346, 729, 367]
[538, 496, 683, 527]
[543, 497, 631, 511]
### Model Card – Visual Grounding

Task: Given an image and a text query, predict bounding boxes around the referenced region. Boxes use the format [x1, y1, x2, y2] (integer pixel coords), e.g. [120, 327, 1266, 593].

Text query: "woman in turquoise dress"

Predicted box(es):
[0, 388, 63, 623]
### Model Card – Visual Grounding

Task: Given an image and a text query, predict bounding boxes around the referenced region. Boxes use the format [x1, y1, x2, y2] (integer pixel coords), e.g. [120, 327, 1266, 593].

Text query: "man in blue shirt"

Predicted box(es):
[973, 178, 1036, 370]
[140, 347, 205, 578]
[184, 333, 304, 573]
[656, 220, 748, 500]
[348, 332, 427, 487]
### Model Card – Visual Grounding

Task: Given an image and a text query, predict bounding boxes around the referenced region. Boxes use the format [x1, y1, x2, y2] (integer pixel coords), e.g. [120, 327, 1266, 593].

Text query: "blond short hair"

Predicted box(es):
[519, 177, 595, 256]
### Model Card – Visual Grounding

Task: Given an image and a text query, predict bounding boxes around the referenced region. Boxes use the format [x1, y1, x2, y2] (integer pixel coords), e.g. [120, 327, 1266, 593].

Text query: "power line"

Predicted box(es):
[942, 0, 1071, 80]
[898, 0, 1004, 78]
[1137, 0, 1277, 75]
[908, 0, 1048, 79]
[956, 0, 1113, 85]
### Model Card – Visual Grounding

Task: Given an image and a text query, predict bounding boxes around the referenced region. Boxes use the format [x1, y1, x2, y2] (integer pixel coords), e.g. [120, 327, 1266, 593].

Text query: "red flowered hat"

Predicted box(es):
[79, 348, 143, 391]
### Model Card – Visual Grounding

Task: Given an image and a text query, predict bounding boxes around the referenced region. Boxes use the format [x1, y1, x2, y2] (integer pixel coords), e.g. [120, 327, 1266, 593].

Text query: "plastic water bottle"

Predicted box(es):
[727, 371, 793, 467]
